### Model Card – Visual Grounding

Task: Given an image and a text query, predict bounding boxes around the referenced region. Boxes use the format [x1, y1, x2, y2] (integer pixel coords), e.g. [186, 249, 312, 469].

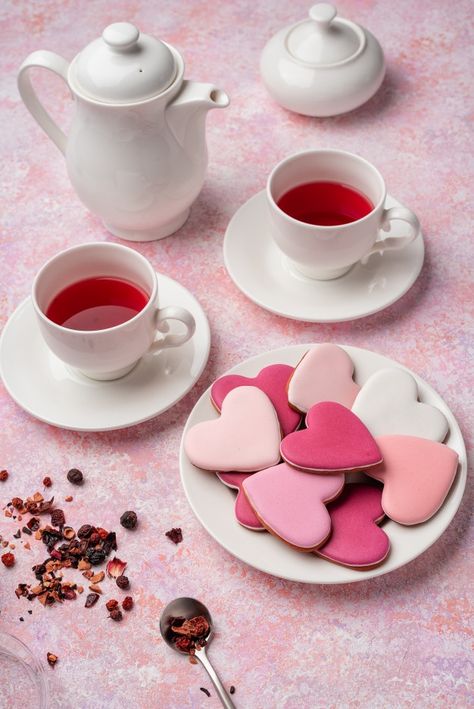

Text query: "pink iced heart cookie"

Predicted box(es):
[243, 463, 344, 551]
[288, 344, 360, 413]
[316, 484, 390, 569]
[352, 368, 448, 442]
[365, 435, 459, 525]
[281, 402, 383, 472]
[184, 386, 281, 473]
[211, 364, 301, 436]
[216, 473, 265, 531]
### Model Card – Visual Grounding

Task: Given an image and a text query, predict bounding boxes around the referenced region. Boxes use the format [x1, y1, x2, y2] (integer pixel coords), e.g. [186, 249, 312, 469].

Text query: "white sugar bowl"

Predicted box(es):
[260, 3, 385, 117]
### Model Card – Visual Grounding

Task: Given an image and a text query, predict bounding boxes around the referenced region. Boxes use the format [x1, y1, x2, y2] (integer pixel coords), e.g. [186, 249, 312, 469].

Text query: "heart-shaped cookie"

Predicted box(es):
[211, 364, 301, 436]
[365, 435, 459, 525]
[243, 462, 344, 550]
[316, 484, 390, 568]
[352, 368, 448, 442]
[216, 473, 265, 531]
[184, 386, 281, 473]
[281, 402, 382, 472]
[288, 344, 360, 413]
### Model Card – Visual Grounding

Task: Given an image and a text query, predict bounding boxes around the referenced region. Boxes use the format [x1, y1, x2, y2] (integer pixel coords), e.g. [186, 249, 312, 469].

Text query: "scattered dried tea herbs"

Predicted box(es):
[0, 470, 8, 482]
[122, 596, 133, 611]
[50, 509, 65, 528]
[230, 686, 236, 695]
[85, 593, 99, 608]
[43, 477, 52, 488]
[116, 574, 129, 590]
[109, 608, 123, 622]
[106, 599, 119, 612]
[165, 527, 183, 545]
[47, 652, 58, 668]
[200, 688, 211, 697]
[120, 510, 137, 529]
[106, 557, 127, 579]
[1, 552, 15, 567]
[67, 468, 83, 485]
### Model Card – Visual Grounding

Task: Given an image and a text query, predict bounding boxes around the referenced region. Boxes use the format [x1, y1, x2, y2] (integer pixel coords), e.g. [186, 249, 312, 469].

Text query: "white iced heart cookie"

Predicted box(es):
[287, 344, 360, 413]
[184, 386, 281, 472]
[352, 368, 448, 442]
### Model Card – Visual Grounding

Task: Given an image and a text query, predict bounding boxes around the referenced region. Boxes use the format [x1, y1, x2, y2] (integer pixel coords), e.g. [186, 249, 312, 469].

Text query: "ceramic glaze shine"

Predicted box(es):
[46, 277, 149, 331]
[277, 181, 374, 226]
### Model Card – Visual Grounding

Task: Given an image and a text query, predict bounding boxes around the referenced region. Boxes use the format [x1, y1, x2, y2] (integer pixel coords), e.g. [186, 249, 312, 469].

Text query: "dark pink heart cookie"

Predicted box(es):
[281, 401, 383, 472]
[211, 364, 302, 436]
[216, 473, 265, 531]
[316, 484, 390, 569]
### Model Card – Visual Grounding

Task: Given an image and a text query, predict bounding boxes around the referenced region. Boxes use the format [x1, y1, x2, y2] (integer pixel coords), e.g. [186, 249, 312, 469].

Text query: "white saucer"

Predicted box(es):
[180, 345, 466, 584]
[0, 274, 210, 431]
[223, 191, 425, 322]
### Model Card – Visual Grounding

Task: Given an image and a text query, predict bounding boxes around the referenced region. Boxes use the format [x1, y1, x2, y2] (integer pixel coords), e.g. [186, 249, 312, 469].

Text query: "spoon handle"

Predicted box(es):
[195, 647, 236, 709]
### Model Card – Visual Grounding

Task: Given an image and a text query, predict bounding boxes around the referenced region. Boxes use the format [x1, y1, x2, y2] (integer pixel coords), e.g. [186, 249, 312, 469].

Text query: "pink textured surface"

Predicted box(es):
[0, 1, 472, 707]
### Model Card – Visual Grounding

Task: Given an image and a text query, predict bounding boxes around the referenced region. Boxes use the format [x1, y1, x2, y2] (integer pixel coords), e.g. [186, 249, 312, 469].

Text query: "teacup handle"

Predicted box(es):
[149, 306, 196, 353]
[361, 206, 420, 263]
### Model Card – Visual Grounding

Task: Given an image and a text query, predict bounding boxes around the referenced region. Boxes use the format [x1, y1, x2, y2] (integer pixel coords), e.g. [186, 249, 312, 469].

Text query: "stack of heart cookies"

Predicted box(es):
[184, 344, 459, 570]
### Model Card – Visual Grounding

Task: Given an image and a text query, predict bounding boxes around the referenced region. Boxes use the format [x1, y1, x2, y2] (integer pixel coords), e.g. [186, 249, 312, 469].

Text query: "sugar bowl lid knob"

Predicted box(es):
[309, 3, 337, 30]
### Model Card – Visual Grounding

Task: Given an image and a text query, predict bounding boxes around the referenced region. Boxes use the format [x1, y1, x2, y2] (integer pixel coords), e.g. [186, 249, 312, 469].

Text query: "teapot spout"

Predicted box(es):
[166, 80, 229, 150]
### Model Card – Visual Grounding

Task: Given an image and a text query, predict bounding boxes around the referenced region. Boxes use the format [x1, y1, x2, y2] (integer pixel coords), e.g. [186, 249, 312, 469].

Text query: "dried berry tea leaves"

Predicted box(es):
[47, 652, 58, 668]
[120, 510, 137, 529]
[67, 468, 84, 485]
[165, 527, 183, 544]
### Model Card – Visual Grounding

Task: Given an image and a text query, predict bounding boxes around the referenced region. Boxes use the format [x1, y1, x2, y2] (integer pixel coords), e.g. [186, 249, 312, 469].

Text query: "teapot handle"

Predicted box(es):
[17, 51, 70, 155]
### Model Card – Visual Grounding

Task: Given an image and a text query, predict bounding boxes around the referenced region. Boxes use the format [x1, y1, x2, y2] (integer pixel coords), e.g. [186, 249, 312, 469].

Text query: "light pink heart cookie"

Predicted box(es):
[365, 435, 459, 525]
[352, 368, 448, 442]
[316, 484, 390, 569]
[184, 386, 281, 473]
[288, 344, 360, 413]
[216, 473, 265, 531]
[211, 364, 302, 436]
[243, 462, 344, 551]
[281, 402, 382, 472]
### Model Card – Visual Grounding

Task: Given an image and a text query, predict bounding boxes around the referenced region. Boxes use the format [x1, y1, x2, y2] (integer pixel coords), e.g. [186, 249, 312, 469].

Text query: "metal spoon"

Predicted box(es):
[160, 597, 236, 709]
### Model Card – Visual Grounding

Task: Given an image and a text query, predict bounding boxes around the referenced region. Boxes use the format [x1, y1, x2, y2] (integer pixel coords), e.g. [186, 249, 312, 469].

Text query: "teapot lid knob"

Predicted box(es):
[309, 3, 337, 30]
[102, 22, 140, 51]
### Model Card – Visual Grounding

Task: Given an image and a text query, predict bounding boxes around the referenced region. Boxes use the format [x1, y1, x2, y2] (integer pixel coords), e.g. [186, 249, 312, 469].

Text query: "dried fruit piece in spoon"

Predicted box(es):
[167, 615, 210, 655]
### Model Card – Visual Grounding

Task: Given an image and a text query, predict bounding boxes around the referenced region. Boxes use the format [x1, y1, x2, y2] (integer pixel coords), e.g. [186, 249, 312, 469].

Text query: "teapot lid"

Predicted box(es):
[70, 22, 177, 103]
[287, 4, 365, 65]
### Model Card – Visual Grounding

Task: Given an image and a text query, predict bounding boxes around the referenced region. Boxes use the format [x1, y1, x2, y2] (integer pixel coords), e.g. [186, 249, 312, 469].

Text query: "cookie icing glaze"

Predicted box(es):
[211, 364, 301, 436]
[216, 473, 265, 530]
[365, 435, 459, 525]
[288, 344, 360, 413]
[184, 386, 281, 473]
[316, 484, 390, 569]
[243, 462, 344, 550]
[352, 368, 449, 442]
[281, 402, 382, 472]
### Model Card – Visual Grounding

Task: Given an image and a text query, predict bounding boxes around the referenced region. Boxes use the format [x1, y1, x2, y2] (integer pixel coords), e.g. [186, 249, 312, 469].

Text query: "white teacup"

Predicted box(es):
[32, 242, 196, 380]
[267, 149, 420, 280]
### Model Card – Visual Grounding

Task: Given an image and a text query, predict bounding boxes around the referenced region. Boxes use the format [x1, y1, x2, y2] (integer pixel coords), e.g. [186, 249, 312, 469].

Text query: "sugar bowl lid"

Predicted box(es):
[287, 3, 365, 65]
[70, 22, 178, 103]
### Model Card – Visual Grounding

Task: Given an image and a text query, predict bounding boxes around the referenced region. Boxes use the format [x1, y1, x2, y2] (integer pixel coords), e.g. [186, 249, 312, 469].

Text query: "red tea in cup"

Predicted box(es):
[277, 181, 374, 226]
[46, 277, 149, 331]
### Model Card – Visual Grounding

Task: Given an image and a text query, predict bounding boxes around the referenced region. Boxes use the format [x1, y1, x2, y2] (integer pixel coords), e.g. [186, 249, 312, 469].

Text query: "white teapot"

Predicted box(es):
[18, 22, 229, 241]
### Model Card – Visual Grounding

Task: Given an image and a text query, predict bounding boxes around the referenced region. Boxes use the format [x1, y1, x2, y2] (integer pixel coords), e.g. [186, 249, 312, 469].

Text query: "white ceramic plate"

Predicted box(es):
[223, 191, 425, 322]
[180, 345, 466, 584]
[0, 273, 210, 431]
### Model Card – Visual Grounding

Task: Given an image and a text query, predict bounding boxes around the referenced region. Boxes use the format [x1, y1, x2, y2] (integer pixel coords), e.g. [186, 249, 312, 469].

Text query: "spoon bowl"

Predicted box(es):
[160, 597, 213, 653]
[160, 597, 235, 708]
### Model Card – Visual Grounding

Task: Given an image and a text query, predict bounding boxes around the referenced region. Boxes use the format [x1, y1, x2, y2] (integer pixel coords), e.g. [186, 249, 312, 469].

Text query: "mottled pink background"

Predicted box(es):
[0, 1, 473, 707]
